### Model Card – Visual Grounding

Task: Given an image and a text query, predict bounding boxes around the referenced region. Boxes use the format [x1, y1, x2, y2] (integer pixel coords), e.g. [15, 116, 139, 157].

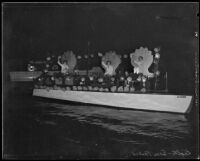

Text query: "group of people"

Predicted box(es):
[34, 70, 150, 92]
[34, 48, 165, 92]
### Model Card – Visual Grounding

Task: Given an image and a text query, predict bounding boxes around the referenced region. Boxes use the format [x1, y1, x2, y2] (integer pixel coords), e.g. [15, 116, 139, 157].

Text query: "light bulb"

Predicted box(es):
[142, 77, 147, 82]
[155, 53, 160, 59]
[156, 71, 160, 76]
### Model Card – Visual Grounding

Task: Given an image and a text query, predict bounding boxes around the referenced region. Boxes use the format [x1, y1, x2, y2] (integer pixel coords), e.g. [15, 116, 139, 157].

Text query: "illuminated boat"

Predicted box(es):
[33, 89, 193, 114]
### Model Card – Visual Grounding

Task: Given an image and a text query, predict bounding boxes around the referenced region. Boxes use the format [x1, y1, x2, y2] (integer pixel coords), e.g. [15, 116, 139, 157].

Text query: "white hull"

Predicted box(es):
[33, 89, 193, 114]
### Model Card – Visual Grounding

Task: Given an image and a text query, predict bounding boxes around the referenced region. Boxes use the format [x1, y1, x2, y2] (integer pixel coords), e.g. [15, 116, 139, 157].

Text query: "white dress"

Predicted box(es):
[102, 62, 114, 76]
[58, 61, 69, 74]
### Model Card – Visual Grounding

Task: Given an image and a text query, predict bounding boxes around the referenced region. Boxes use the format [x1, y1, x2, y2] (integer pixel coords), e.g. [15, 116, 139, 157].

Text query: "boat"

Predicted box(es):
[32, 47, 193, 114]
[33, 88, 193, 114]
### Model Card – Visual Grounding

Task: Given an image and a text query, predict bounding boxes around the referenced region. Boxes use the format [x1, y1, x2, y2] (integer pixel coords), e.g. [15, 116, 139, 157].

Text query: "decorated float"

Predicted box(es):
[32, 47, 193, 114]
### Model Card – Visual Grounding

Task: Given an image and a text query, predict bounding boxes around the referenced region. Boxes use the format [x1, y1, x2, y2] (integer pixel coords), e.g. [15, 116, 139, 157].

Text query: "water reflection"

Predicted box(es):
[34, 101, 191, 140]
[4, 94, 196, 159]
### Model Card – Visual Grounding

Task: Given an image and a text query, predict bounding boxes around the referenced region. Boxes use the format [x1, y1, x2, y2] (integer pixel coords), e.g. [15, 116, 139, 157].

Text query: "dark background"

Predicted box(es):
[3, 3, 199, 94]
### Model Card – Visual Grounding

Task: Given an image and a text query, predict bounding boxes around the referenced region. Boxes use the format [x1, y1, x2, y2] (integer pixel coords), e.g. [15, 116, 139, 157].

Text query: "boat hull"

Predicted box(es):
[33, 89, 193, 114]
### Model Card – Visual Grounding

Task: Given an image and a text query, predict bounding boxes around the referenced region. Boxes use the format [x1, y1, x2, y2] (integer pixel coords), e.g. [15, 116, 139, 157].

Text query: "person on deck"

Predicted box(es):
[57, 56, 69, 75]
[101, 60, 114, 76]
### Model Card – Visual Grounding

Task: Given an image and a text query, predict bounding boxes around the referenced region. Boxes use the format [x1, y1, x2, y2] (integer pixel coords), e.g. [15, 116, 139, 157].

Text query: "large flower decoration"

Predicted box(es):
[130, 47, 154, 77]
[101, 51, 121, 75]
[61, 50, 77, 71]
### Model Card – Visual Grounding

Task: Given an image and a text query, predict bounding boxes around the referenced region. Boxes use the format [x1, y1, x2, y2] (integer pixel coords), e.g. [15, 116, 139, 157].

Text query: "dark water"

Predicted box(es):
[3, 85, 199, 159]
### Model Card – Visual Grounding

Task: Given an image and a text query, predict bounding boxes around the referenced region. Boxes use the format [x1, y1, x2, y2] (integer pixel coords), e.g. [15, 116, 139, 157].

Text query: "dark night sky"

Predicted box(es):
[3, 3, 199, 94]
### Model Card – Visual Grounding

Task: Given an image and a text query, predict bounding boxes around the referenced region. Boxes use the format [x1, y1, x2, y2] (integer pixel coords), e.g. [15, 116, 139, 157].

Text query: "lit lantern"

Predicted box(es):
[127, 76, 132, 82]
[44, 69, 48, 73]
[89, 76, 94, 81]
[98, 78, 103, 83]
[46, 57, 51, 61]
[46, 64, 50, 68]
[90, 54, 94, 58]
[77, 55, 82, 59]
[123, 54, 128, 58]
[120, 76, 124, 81]
[111, 77, 115, 81]
[51, 76, 55, 81]
[154, 47, 160, 53]
[156, 70, 160, 76]
[27, 64, 35, 71]
[84, 55, 88, 59]
[155, 53, 160, 59]
[142, 76, 147, 83]
[98, 52, 103, 57]
[137, 76, 142, 82]
[81, 77, 85, 82]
